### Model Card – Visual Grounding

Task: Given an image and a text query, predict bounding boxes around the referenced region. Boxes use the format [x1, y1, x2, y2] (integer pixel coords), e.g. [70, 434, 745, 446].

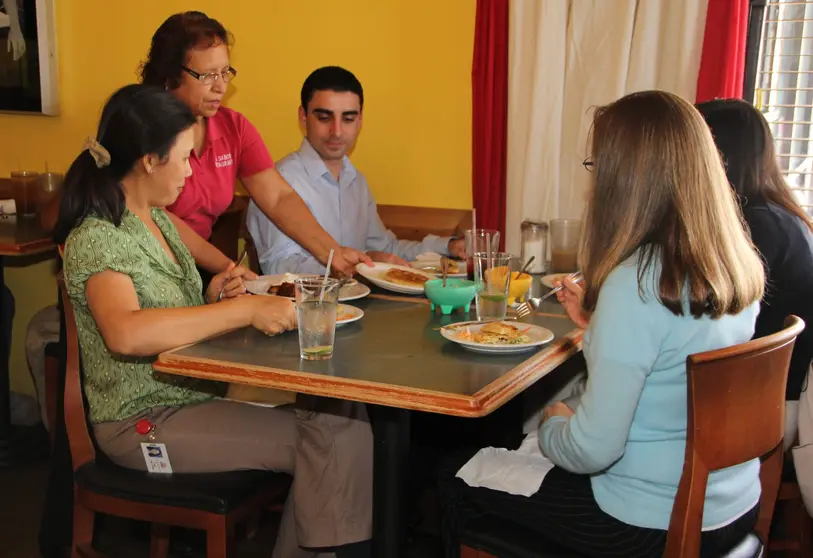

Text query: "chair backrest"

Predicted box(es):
[58, 276, 97, 472]
[664, 315, 805, 557]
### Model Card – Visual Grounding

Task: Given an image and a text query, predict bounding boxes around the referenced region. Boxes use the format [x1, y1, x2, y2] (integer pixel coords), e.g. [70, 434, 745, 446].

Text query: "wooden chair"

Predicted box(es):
[59, 279, 291, 558]
[458, 316, 805, 558]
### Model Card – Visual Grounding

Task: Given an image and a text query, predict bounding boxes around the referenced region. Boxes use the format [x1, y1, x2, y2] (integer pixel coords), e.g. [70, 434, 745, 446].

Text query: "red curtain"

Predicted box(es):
[472, 0, 509, 242]
[696, 0, 751, 102]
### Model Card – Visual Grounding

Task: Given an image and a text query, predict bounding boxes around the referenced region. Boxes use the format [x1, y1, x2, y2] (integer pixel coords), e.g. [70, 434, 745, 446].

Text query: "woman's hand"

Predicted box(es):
[541, 401, 575, 424]
[205, 262, 249, 303]
[555, 276, 591, 328]
[250, 296, 297, 336]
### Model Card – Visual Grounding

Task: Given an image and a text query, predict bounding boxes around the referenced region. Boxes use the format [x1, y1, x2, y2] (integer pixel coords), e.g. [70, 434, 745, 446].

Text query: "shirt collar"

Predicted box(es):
[202, 111, 225, 151]
[298, 138, 357, 187]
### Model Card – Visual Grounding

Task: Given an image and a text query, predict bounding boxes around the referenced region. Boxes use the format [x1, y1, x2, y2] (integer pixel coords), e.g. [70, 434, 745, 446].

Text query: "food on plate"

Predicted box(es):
[336, 305, 354, 322]
[415, 261, 460, 274]
[268, 282, 297, 297]
[458, 321, 532, 345]
[384, 268, 431, 287]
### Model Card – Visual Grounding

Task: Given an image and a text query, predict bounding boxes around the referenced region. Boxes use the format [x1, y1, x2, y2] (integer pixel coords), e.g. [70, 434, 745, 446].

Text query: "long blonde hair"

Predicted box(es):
[580, 90, 764, 318]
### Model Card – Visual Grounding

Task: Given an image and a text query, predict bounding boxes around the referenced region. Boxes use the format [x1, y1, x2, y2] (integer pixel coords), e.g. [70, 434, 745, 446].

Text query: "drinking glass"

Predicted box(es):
[38, 172, 63, 213]
[473, 252, 513, 321]
[550, 219, 581, 273]
[464, 229, 500, 280]
[11, 171, 39, 217]
[295, 277, 339, 361]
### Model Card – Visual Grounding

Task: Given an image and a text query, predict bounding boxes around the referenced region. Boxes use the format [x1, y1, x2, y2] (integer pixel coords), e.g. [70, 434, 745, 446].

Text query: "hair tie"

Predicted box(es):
[83, 136, 111, 169]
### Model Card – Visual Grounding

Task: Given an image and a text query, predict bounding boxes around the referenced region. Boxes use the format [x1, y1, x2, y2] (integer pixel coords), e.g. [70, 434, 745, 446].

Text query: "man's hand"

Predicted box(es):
[448, 238, 466, 259]
[330, 246, 374, 277]
[366, 251, 409, 266]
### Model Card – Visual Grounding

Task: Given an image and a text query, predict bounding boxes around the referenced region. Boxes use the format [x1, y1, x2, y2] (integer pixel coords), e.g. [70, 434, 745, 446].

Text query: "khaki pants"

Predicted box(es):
[94, 397, 373, 557]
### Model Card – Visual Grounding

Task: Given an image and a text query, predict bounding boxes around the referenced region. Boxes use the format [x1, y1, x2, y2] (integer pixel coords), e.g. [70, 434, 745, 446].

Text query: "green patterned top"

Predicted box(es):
[64, 208, 221, 424]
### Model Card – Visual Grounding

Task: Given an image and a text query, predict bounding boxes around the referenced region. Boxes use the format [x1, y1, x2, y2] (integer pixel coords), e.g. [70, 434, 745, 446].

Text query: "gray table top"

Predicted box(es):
[155, 294, 582, 417]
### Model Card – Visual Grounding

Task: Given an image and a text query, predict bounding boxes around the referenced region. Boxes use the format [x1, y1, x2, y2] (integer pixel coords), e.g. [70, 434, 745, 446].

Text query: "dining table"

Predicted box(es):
[154, 280, 584, 558]
[0, 214, 57, 467]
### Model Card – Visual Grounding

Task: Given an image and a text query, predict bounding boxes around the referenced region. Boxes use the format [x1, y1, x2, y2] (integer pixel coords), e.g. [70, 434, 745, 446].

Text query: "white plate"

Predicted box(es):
[440, 321, 554, 354]
[244, 274, 370, 302]
[541, 273, 571, 289]
[355, 263, 436, 295]
[409, 260, 467, 278]
[336, 304, 364, 327]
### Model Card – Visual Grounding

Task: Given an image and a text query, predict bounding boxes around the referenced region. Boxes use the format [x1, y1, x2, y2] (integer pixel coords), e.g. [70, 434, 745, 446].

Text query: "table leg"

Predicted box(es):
[0, 256, 49, 467]
[372, 405, 411, 558]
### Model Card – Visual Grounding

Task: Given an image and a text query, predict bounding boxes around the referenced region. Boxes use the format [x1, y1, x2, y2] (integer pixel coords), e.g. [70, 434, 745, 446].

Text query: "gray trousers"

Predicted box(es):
[25, 304, 60, 428]
[94, 397, 373, 557]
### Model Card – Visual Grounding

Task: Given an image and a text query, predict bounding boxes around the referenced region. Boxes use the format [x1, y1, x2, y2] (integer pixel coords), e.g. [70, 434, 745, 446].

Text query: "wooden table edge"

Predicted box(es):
[0, 239, 56, 257]
[153, 328, 584, 418]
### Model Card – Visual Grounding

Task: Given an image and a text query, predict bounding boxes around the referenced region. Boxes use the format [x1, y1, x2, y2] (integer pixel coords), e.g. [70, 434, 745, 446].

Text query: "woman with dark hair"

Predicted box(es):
[57, 84, 373, 558]
[697, 99, 813, 445]
[441, 91, 765, 557]
[139, 11, 371, 286]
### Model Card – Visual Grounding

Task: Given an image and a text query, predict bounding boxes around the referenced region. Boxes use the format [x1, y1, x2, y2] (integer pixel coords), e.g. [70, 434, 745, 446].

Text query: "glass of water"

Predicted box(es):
[295, 277, 340, 360]
[473, 252, 513, 321]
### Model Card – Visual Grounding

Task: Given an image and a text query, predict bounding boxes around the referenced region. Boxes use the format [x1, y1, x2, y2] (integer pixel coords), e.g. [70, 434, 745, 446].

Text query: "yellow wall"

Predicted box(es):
[0, 1, 475, 396]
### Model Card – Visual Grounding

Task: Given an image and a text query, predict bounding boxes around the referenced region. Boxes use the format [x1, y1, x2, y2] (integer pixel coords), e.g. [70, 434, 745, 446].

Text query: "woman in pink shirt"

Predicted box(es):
[139, 11, 370, 286]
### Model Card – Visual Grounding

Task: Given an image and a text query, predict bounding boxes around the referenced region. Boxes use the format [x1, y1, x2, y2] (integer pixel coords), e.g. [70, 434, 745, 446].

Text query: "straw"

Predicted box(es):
[486, 232, 492, 286]
[319, 248, 334, 303]
[472, 208, 477, 235]
[44, 161, 49, 174]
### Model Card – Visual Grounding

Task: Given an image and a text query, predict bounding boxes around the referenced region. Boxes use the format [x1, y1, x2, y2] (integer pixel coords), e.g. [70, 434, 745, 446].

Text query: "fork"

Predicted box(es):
[216, 250, 249, 302]
[515, 272, 583, 319]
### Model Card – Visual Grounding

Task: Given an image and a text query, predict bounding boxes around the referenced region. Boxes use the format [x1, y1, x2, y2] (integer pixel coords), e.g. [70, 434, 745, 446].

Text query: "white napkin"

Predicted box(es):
[415, 252, 443, 261]
[455, 431, 555, 497]
[0, 199, 17, 215]
[224, 384, 296, 408]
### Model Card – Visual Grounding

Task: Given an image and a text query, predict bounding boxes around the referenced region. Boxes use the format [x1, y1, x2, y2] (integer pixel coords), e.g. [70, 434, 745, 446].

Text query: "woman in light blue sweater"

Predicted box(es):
[443, 91, 766, 558]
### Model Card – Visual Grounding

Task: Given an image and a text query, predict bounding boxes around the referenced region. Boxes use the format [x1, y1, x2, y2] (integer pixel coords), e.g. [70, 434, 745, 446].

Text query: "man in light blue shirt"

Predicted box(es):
[246, 66, 465, 275]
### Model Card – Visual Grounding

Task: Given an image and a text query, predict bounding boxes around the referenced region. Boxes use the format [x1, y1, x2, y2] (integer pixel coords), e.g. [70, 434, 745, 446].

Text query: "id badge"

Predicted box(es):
[140, 442, 173, 474]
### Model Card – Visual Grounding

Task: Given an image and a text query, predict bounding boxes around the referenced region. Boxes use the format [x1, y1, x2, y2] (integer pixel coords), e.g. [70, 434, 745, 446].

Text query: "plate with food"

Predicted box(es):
[355, 263, 436, 294]
[245, 273, 370, 302]
[541, 273, 571, 289]
[409, 259, 467, 278]
[440, 321, 554, 354]
[336, 304, 364, 327]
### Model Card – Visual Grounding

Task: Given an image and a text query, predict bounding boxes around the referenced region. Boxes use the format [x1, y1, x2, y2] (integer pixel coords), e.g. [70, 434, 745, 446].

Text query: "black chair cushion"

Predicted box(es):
[460, 515, 587, 558]
[75, 460, 290, 514]
[783, 452, 797, 483]
[722, 533, 763, 558]
[461, 515, 763, 558]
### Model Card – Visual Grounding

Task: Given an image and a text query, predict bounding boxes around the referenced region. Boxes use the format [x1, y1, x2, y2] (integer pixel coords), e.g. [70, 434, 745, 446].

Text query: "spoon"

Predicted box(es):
[518, 256, 535, 276]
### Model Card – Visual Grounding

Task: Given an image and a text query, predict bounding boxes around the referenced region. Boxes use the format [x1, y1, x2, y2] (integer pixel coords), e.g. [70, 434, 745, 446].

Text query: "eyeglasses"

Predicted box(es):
[181, 66, 237, 85]
[582, 158, 594, 171]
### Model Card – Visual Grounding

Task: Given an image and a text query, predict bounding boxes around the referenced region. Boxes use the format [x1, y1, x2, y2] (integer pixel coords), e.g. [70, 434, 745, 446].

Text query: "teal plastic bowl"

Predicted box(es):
[424, 278, 477, 315]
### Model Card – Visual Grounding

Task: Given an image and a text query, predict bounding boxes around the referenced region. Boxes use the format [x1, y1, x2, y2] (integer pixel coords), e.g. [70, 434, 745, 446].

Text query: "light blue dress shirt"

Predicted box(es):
[539, 255, 761, 530]
[246, 139, 452, 275]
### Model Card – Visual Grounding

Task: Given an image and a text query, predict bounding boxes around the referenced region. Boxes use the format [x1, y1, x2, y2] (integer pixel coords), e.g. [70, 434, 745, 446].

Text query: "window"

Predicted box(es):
[752, 0, 813, 216]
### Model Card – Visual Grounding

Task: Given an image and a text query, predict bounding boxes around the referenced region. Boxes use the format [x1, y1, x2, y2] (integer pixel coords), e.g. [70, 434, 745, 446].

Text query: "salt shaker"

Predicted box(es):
[520, 220, 548, 274]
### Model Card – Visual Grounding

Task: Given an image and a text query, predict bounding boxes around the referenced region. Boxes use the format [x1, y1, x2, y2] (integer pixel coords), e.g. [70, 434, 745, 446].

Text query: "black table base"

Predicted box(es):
[0, 423, 49, 466]
[372, 405, 412, 558]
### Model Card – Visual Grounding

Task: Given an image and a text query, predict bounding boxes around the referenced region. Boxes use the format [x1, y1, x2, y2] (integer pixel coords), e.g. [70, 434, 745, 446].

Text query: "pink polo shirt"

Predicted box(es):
[167, 106, 274, 239]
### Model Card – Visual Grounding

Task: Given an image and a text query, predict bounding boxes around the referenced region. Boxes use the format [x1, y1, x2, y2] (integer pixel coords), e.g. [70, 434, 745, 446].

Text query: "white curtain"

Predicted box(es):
[505, 0, 710, 254]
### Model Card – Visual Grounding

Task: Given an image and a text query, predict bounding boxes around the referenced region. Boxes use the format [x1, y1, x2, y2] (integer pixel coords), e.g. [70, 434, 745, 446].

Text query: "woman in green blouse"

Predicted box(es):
[53, 84, 373, 558]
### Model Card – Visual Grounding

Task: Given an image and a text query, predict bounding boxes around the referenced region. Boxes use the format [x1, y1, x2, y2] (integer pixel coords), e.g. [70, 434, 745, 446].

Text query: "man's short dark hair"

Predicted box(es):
[300, 66, 364, 112]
